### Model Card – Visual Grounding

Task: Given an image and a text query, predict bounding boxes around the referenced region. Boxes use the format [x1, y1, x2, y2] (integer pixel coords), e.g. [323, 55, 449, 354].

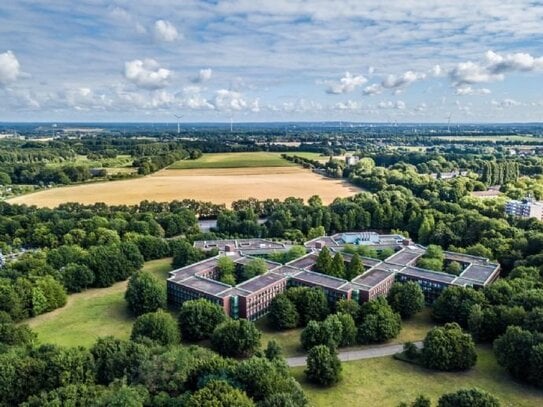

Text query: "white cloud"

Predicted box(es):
[363, 83, 382, 95]
[455, 85, 491, 96]
[334, 100, 363, 110]
[450, 50, 543, 87]
[154, 20, 180, 42]
[377, 100, 405, 109]
[124, 59, 171, 89]
[0, 51, 21, 85]
[213, 89, 248, 111]
[382, 70, 426, 89]
[431, 64, 443, 77]
[326, 72, 367, 94]
[491, 98, 521, 108]
[192, 68, 213, 83]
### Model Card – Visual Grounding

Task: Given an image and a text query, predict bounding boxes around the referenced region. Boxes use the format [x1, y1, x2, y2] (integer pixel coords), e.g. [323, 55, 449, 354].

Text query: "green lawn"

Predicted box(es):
[292, 346, 543, 406]
[168, 152, 299, 169]
[26, 258, 173, 348]
[259, 308, 436, 357]
[46, 154, 134, 169]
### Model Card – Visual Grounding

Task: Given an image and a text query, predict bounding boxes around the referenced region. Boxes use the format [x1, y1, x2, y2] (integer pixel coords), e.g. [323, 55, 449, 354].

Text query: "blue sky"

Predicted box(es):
[0, 0, 542, 122]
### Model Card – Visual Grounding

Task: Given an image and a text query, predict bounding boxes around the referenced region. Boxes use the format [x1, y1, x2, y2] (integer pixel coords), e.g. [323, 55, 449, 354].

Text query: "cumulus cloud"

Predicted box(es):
[363, 83, 382, 95]
[0, 51, 21, 85]
[455, 85, 491, 96]
[377, 100, 405, 109]
[214, 89, 246, 110]
[450, 50, 543, 87]
[154, 20, 180, 42]
[382, 70, 426, 89]
[334, 100, 363, 110]
[326, 72, 367, 94]
[192, 68, 213, 83]
[124, 59, 171, 89]
[431, 65, 443, 77]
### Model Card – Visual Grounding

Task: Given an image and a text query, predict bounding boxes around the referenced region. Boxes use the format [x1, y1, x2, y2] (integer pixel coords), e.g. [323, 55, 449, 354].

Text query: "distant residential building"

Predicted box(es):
[345, 155, 360, 166]
[167, 233, 500, 320]
[505, 198, 543, 220]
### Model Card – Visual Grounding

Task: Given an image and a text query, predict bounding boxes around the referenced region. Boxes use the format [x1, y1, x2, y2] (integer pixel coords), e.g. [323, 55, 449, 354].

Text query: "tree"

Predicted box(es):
[268, 294, 299, 330]
[91, 337, 149, 385]
[286, 287, 329, 325]
[307, 226, 326, 240]
[421, 323, 477, 371]
[357, 297, 401, 344]
[329, 252, 346, 278]
[468, 304, 526, 343]
[417, 245, 444, 271]
[217, 256, 236, 285]
[345, 253, 364, 280]
[398, 395, 432, 407]
[61, 263, 94, 293]
[336, 312, 356, 347]
[446, 261, 463, 275]
[178, 298, 227, 341]
[185, 380, 255, 407]
[494, 326, 543, 386]
[211, 319, 261, 357]
[432, 286, 486, 328]
[171, 240, 205, 268]
[301, 320, 327, 351]
[34, 276, 67, 313]
[387, 282, 424, 319]
[0, 321, 35, 347]
[305, 345, 342, 387]
[130, 310, 179, 345]
[437, 388, 501, 407]
[335, 298, 360, 320]
[264, 340, 282, 361]
[314, 247, 332, 274]
[240, 258, 268, 281]
[125, 271, 166, 316]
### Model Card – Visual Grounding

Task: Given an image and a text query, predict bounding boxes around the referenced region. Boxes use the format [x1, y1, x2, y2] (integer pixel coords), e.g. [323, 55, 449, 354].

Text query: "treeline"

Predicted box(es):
[3, 163, 94, 185]
[480, 160, 520, 185]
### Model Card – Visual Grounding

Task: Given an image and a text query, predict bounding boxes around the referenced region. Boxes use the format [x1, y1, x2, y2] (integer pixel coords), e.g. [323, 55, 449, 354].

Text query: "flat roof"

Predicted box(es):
[444, 252, 488, 265]
[352, 268, 394, 289]
[287, 253, 319, 270]
[385, 248, 424, 266]
[291, 270, 350, 291]
[459, 264, 499, 284]
[233, 256, 279, 270]
[236, 272, 287, 294]
[194, 240, 236, 250]
[399, 266, 457, 284]
[304, 236, 339, 248]
[179, 276, 232, 297]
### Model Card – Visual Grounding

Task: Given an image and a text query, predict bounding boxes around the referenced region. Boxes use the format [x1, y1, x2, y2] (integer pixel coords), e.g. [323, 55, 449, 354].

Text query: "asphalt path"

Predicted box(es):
[286, 341, 423, 367]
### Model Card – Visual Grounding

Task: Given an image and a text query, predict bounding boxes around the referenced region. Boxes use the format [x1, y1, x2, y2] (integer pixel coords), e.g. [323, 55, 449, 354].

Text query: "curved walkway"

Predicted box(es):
[286, 341, 422, 367]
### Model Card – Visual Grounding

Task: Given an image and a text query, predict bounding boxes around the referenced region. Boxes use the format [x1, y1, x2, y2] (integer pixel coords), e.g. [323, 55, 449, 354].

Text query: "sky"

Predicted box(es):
[0, 1, 542, 123]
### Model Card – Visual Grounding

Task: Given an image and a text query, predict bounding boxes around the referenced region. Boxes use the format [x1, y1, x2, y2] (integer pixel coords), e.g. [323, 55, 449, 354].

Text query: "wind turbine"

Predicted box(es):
[173, 114, 183, 135]
[230, 117, 233, 133]
[447, 112, 452, 134]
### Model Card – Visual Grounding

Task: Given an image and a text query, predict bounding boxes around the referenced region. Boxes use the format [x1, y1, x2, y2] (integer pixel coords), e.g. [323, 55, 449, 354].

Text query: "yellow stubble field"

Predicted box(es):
[8, 167, 362, 208]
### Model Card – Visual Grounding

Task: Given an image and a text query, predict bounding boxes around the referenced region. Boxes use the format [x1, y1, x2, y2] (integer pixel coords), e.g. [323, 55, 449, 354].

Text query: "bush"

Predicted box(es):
[178, 299, 227, 341]
[421, 323, 477, 371]
[185, 380, 255, 407]
[437, 388, 500, 407]
[211, 319, 261, 358]
[130, 310, 179, 345]
[305, 345, 342, 387]
[432, 286, 486, 328]
[125, 271, 166, 316]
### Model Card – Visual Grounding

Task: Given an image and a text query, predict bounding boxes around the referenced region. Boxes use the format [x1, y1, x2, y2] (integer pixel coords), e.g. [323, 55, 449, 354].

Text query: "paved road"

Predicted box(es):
[286, 341, 422, 367]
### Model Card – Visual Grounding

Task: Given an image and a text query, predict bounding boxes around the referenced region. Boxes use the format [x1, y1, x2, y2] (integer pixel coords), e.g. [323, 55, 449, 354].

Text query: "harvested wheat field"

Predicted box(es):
[8, 167, 362, 208]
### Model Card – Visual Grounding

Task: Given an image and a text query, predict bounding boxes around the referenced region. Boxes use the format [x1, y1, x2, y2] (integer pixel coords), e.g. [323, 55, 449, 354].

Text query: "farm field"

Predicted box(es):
[9, 165, 361, 208]
[291, 346, 543, 407]
[432, 135, 539, 142]
[168, 151, 311, 169]
[26, 258, 173, 347]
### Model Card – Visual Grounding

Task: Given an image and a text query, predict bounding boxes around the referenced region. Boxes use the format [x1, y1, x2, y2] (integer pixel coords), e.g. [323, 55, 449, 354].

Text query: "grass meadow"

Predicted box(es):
[168, 151, 302, 169]
[291, 346, 543, 406]
[26, 258, 173, 347]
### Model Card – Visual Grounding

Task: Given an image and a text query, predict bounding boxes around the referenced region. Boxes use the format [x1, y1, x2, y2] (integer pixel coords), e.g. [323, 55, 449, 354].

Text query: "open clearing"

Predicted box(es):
[9, 166, 361, 208]
[26, 258, 172, 348]
[291, 346, 543, 406]
[168, 151, 311, 169]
